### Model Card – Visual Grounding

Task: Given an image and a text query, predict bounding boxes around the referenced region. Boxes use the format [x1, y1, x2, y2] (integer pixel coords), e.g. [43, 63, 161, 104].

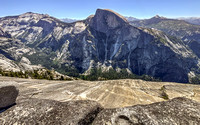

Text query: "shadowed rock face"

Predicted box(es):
[92, 97, 200, 125]
[0, 98, 103, 125]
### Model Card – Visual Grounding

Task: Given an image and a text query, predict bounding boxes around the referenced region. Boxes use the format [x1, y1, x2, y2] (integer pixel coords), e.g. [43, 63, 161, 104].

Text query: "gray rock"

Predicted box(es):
[0, 83, 18, 109]
[88, 9, 196, 83]
[0, 27, 11, 38]
[90, 9, 128, 34]
[92, 97, 200, 125]
[0, 98, 103, 125]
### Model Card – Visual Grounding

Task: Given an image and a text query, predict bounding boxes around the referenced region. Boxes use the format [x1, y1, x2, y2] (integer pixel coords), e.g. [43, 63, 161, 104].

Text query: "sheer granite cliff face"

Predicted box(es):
[0, 9, 199, 82]
[87, 9, 197, 82]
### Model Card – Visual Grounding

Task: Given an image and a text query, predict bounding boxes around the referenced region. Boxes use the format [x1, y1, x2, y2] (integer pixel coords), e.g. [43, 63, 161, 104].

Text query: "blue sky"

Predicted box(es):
[1, 0, 200, 19]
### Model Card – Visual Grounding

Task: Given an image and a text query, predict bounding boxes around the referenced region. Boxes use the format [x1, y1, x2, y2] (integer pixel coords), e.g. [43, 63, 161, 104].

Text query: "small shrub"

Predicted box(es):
[160, 86, 169, 100]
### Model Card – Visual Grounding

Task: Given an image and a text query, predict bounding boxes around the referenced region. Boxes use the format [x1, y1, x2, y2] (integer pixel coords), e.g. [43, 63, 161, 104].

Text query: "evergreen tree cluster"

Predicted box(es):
[79, 68, 161, 82]
[0, 68, 71, 81]
[190, 75, 200, 84]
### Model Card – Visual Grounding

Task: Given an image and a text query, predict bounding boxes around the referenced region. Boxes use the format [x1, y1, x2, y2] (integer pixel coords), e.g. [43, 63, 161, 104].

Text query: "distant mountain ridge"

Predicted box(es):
[0, 10, 199, 83]
[129, 15, 200, 59]
[177, 17, 200, 25]
[60, 16, 139, 23]
[60, 15, 200, 25]
[125, 16, 139, 21]
[60, 18, 79, 23]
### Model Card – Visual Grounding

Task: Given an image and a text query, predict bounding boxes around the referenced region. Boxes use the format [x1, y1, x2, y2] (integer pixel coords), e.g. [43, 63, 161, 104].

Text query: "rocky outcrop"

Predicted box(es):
[0, 98, 103, 125]
[0, 27, 10, 38]
[92, 97, 200, 125]
[0, 82, 18, 109]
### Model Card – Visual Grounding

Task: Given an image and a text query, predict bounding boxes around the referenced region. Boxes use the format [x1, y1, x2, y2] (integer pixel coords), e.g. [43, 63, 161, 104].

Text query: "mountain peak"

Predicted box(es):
[24, 12, 35, 14]
[154, 15, 161, 18]
[125, 16, 139, 21]
[98, 9, 128, 22]
[152, 15, 167, 19]
[20, 12, 49, 18]
[89, 9, 128, 33]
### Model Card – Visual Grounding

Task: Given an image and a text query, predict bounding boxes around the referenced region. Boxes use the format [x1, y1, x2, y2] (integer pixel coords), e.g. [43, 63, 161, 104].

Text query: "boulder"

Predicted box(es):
[92, 97, 200, 125]
[0, 98, 103, 125]
[0, 82, 18, 109]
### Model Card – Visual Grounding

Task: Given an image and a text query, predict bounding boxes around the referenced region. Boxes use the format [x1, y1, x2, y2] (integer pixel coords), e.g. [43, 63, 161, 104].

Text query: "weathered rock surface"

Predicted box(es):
[92, 97, 200, 125]
[0, 98, 103, 125]
[1, 77, 200, 124]
[0, 82, 18, 109]
[1, 83, 200, 125]
[0, 27, 10, 38]
[1, 77, 200, 109]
